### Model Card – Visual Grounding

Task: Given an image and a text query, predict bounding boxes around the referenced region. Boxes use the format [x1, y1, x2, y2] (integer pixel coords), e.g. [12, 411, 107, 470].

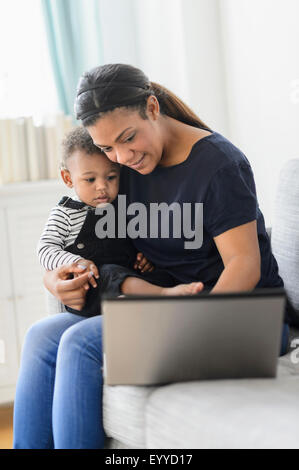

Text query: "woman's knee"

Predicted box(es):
[22, 317, 55, 356]
[57, 316, 103, 366]
[21, 313, 84, 362]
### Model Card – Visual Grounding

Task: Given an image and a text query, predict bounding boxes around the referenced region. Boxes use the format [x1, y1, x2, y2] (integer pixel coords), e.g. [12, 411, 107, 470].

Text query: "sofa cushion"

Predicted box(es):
[146, 376, 299, 448]
[103, 384, 157, 448]
[145, 351, 299, 449]
[271, 158, 299, 326]
[103, 348, 299, 449]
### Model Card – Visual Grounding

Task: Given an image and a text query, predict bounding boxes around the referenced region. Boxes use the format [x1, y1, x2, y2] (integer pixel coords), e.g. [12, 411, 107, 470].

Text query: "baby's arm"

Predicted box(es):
[37, 206, 83, 271]
[38, 206, 100, 288]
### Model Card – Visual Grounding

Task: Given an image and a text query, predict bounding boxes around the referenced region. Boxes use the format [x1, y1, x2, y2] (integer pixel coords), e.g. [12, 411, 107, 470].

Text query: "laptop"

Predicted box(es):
[101, 288, 286, 385]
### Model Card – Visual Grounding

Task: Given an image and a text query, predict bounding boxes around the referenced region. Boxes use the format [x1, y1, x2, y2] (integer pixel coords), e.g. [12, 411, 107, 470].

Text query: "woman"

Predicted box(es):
[13, 63, 289, 449]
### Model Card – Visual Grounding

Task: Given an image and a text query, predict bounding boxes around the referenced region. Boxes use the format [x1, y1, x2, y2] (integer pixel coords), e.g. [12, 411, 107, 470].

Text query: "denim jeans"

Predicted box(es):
[13, 311, 290, 449]
[13, 313, 105, 449]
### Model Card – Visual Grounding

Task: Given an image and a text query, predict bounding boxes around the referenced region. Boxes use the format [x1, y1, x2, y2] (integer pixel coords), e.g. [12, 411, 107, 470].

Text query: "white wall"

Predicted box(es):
[179, 0, 229, 136]
[97, 0, 299, 225]
[132, 0, 228, 135]
[220, 0, 299, 225]
[97, 0, 228, 135]
[133, 0, 190, 107]
[98, 0, 138, 66]
[98, 0, 191, 106]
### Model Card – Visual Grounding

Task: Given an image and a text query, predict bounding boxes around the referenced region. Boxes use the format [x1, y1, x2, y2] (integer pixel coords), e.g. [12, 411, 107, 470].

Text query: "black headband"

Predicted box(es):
[77, 82, 150, 97]
[75, 83, 151, 121]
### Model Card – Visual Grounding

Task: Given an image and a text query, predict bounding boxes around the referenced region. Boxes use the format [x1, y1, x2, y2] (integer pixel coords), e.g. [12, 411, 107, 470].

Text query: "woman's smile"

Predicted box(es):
[128, 153, 146, 170]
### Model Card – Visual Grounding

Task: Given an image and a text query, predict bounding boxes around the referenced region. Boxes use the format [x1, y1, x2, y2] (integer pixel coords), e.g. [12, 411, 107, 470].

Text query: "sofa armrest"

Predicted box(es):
[45, 289, 66, 315]
[266, 226, 272, 240]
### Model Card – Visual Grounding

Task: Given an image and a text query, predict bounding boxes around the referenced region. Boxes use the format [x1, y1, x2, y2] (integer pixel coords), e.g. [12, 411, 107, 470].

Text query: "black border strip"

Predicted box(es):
[101, 287, 286, 303]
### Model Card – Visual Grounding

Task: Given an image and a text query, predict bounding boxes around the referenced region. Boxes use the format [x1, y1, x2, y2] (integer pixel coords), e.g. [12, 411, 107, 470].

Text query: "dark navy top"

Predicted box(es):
[120, 131, 283, 290]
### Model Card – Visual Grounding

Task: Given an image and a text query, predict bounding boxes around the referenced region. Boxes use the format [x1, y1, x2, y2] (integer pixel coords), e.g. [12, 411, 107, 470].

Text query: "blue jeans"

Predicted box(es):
[280, 322, 289, 356]
[13, 313, 105, 449]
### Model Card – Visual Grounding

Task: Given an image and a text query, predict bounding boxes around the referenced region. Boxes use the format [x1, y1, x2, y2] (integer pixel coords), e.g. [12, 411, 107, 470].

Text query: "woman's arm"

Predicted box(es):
[211, 220, 261, 294]
[43, 263, 92, 310]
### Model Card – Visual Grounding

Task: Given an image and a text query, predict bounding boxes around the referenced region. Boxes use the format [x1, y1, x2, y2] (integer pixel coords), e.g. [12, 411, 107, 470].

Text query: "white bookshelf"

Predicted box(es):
[0, 179, 74, 404]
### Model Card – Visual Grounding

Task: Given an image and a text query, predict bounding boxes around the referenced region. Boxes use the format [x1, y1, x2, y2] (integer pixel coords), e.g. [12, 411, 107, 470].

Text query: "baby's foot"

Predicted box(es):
[161, 282, 204, 296]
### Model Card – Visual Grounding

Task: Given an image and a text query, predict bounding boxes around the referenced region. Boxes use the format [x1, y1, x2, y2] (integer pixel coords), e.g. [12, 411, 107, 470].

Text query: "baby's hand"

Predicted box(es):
[76, 259, 99, 288]
[134, 252, 154, 273]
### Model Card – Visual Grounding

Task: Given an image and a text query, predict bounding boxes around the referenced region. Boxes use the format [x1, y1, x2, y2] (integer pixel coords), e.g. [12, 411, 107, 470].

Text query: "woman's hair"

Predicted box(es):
[75, 63, 210, 130]
[61, 125, 105, 169]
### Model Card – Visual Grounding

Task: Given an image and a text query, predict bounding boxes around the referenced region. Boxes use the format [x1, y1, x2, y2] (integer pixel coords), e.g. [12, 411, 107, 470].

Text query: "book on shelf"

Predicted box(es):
[25, 116, 40, 181]
[0, 119, 13, 184]
[54, 113, 73, 169]
[45, 124, 59, 179]
[46, 113, 74, 180]
[14, 118, 30, 182]
[35, 125, 48, 180]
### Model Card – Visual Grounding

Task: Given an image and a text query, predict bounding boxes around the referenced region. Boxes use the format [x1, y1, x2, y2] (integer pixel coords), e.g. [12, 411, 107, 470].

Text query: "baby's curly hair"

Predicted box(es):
[61, 126, 105, 169]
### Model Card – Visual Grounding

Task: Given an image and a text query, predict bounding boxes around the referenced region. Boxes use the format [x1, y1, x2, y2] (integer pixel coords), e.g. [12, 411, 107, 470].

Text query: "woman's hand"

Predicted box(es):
[43, 263, 92, 311]
[76, 258, 100, 288]
[134, 252, 155, 273]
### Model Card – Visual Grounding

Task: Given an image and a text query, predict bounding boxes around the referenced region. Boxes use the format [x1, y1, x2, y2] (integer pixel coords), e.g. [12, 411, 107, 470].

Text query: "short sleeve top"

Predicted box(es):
[120, 131, 283, 290]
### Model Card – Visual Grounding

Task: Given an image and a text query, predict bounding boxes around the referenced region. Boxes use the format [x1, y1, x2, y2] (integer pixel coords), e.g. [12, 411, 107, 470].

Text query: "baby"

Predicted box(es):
[38, 127, 203, 317]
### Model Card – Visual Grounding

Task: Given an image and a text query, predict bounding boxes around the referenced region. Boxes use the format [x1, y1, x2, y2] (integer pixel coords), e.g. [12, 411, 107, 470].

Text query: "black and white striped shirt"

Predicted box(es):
[37, 203, 88, 271]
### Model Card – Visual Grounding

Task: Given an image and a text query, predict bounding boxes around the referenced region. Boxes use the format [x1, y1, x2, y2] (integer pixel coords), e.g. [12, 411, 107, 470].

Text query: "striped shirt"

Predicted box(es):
[37, 202, 89, 271]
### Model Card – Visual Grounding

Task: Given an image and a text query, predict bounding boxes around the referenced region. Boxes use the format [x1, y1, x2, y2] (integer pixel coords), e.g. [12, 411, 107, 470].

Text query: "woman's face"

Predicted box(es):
[86, 97, 164, 175]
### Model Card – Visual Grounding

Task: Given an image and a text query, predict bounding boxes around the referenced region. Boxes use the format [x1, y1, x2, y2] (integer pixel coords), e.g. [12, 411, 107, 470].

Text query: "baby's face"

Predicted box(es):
[64, 150, 120, 207]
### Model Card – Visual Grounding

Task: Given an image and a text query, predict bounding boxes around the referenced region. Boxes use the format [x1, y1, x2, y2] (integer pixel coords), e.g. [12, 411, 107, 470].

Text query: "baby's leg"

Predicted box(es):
[98, 264, 205, 297]
[66, 265, 205, 318]
[121, 277, 204, 296]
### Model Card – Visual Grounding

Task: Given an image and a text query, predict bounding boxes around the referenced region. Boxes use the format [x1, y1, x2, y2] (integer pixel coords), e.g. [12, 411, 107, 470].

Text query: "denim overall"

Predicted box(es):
[59, 197, 176, 317]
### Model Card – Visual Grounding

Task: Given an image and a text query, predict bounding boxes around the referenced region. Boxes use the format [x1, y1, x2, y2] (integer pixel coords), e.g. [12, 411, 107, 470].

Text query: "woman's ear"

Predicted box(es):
[146, 95, 160, 120]
[60, 168, 73, 188]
